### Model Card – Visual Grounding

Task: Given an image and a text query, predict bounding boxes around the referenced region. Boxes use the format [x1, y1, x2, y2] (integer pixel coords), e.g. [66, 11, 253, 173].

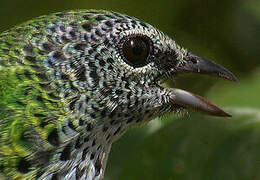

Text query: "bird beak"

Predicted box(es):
[170, 52, 238, 117]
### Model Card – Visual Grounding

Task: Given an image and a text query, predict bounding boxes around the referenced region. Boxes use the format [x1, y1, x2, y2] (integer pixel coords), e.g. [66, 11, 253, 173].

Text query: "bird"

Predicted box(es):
[0, 9, 237, 180]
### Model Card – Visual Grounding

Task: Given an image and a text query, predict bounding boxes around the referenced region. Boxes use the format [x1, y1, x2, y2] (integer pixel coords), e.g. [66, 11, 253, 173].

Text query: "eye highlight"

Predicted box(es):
[120, 35, 151, 68]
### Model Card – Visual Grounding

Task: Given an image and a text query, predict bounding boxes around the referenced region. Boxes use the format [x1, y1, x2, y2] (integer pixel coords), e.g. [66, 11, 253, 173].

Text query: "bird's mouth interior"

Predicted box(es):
[159, 52, 238, 117]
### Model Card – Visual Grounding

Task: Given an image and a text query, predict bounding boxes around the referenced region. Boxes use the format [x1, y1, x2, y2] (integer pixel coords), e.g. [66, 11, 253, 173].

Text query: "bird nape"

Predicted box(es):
[0, 9, 237, 180]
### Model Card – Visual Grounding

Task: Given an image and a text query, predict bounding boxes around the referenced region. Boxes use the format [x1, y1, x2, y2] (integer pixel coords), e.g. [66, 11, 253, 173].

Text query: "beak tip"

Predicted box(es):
[215, 111, 232, 117]
[219, 72, 239, 82]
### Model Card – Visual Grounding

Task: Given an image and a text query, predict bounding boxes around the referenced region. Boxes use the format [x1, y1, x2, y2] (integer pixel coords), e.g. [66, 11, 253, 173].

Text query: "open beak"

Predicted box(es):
[171, 52, 238, 117]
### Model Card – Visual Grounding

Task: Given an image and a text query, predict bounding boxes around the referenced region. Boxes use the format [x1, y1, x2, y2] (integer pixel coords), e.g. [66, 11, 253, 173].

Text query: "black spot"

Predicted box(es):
[36, 96, 44, 102]
[126, 93, 131, 100]
[89, 70, 99, 81]
[83, 15, 90, 19]
[113, 12, 124, 18]
[69, 30, 76, 39]
[90, 34, 99, 42]
[134, 100, 139, 107]
[126, 117, 134, 124]
[36, 171, 44, 179]
[90, 113, 96, 119]
[0, 164, 4, 171]
[82, 147, 88, 160]
[56, 12, 66, 17]
[100, 109, 107, 118]
[110, 120, 117, 125]
[52, 51, 63, 60]
[107, 57, 114, 64]
[95, 160, 102, 176]
[105, 14, 114, 19]
[102, 126, 108, 132]
[136, 118, 142, 123]
[39, 120, 49, 128]
[17, 158, 31, 173]
[25, 56, 36, 62]
[92, 139, 96, 147]
[115, 19, 128, 23]
[94, 54, 100, 60]
[64, 92, 70, 98]
[70, 61, 77, 69]
[99, 59, 106, 67]
[88, 48, 94, 55]
[95, 29, 102, 37]
[49, 26, 56, 33]
[24, 70, 32, 80]
[36, 72, 48, 81]
[51, 173, 59, 180]
[34, 113, 46, 118]
[83, 34, 88, 41]
[131, 20, 137, 25]
[114, 126, 121, 135]
[61, 125, 67, 135]
[84, 136, 89, 142]
[105, 20, 113, 27]
[115, 90, 123, 95]
[88, 61, 96, 69]
[69, 21, 77, 27]
[95, 15, 105, 21]
[82, 23, 93, 32]
[90, 152, 95, 160]
[59, 25, 66, 32]
[75, 137, 83, 149]
[140, 21, 148, 28]
[60, 144, 71, 161]
[47, 129, 60, 146]
[86, 123, 93, 131]
[14, 49, 20, 55]
[61, 35, 69, 42]
[74, 43, 86, 51]
[16, 100, 26, 106]
[85, 97, 89, 103]
[106, 134, 111, 141]
[79, 119, 84, 126]
[23, 44, 34, 54]
[100, 47, 107, 54]
[61, 73, 70, 80]
[76, 166, 85, 180]
[42, 43, 53, 52]
[68, 119, 77, 131]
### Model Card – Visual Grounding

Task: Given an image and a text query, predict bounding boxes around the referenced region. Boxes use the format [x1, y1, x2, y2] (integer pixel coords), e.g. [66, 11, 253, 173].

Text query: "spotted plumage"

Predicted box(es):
[0, 9, 237, 180]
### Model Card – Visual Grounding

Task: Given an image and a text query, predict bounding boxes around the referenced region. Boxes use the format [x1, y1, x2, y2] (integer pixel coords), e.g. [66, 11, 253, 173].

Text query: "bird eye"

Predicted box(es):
[121, 36, 151, 67]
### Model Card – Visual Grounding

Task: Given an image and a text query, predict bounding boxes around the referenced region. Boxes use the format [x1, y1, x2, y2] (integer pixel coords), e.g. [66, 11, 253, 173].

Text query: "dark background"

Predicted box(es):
[1, 0, 259, 179]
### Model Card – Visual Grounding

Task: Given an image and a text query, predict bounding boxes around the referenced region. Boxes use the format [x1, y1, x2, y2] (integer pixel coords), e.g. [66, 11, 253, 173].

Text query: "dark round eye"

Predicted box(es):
[122, 36, 151, 67]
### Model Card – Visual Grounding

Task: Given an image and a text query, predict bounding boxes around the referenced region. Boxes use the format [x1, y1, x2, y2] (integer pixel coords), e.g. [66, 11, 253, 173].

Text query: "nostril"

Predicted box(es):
[191, 57, 198, 64]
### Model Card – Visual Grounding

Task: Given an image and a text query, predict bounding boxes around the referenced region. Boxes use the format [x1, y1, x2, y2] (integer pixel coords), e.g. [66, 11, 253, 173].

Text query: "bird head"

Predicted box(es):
[69, 10, 237, 124]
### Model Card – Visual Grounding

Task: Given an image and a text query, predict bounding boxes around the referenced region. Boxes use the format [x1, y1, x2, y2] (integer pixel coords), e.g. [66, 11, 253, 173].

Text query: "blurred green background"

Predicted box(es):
[1, 0, 260, 179]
